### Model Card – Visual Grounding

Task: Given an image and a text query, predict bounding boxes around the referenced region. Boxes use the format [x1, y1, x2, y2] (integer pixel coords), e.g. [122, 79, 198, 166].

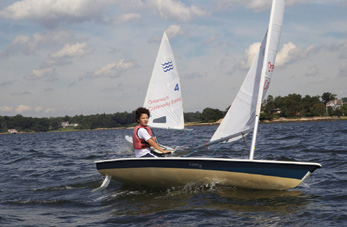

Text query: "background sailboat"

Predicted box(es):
[125, 32, 188, 151]
[95, 0, 321, 191]
[144, 32, 184, 130]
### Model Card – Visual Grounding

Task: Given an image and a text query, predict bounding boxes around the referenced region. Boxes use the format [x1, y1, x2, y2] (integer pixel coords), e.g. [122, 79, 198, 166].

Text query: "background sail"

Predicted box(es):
[144, 32, 184, 129]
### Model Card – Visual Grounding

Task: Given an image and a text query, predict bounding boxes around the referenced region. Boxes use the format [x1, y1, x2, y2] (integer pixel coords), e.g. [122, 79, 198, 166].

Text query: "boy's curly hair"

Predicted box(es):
[135, 107, 150, 122]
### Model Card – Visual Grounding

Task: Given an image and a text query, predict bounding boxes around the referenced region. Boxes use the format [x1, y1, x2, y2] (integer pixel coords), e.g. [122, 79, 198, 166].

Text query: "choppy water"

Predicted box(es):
[1, 121, 346, 226]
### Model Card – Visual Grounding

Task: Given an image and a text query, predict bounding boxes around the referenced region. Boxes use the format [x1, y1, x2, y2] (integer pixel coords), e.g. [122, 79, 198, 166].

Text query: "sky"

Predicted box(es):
[0, 0, 346, 117]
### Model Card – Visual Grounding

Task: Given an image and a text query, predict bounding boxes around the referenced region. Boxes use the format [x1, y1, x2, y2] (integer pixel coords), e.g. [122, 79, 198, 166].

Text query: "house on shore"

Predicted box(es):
[61, 121, 79, 128]
[8, 129, 18, 134]
[326, 99, 343, 111]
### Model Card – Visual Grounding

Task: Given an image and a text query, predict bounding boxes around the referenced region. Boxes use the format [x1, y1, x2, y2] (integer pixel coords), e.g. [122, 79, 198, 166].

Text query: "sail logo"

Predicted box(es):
[268, 61, 274, 72]
[162, 61, 174, 72]
[174, 83, 179, 91]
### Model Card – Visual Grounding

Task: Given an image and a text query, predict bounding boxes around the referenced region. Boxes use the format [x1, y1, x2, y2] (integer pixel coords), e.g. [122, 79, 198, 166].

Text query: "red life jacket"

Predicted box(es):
[133, 125, 153, 149]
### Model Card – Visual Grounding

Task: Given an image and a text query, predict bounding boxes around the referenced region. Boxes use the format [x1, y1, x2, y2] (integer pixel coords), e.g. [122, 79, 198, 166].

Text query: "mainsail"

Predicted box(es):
[209, 33, 267, 143]
[144, 32, 184, 130]
[209, 0, 285, 149]
[249, 0, 285, 159]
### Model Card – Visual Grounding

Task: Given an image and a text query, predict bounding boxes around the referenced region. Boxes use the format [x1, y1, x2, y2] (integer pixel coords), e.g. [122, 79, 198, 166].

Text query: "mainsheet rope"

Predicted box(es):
[183, 141, 223, 157]
[174, 129, 193, 148]
[152, 128, 193, 151]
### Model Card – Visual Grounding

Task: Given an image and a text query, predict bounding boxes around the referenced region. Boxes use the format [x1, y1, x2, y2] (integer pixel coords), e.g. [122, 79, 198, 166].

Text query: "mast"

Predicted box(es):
[249, 0, 285, 160]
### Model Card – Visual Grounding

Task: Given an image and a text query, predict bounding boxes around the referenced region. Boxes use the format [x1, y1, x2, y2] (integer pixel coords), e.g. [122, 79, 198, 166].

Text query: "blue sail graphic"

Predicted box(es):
[162, 61, 174, 72]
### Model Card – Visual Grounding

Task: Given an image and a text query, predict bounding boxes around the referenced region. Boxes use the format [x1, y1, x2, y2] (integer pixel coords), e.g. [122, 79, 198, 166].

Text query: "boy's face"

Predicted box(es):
[137, 113, 149, 126]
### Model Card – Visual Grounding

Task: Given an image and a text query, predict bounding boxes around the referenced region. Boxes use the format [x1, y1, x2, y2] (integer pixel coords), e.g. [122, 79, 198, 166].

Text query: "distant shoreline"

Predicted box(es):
[184, 116, 347, 127]
[262, 116, 347, 124]
[1, 116, 346, 135]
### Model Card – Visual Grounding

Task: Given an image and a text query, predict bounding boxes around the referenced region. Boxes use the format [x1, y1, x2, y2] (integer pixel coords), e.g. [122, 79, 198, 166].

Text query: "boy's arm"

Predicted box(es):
[147, 138, 171, 154]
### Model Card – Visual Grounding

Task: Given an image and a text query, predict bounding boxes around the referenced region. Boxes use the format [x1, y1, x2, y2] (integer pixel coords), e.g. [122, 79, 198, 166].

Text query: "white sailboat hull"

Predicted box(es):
[95, 157, 321, 190]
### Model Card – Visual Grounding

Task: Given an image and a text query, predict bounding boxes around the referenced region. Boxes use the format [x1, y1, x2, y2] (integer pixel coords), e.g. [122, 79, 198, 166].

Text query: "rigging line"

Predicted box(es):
[183, 139, 211, 157]
[174, 129, 193, 148]
[182, 149, 199, 157]
[209, 143, 223, 157]
[151, 128, 172, 151]
[242, 133, 250, 154]
[202, 141, 208, 150]
[151, 128, 159, 144]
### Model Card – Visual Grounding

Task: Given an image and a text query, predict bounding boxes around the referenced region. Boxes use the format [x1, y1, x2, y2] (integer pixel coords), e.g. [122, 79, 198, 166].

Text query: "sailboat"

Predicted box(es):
[124, 32, 189, 152]
[94, 0, 321, 191]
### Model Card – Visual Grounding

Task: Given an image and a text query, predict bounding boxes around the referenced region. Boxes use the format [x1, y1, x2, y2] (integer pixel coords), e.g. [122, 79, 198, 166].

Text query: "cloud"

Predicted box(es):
[330, 41, 347, 59]
[0, 81, 13, 87]
[146, 0, 206, 21]
[0, 106, 13, 112]
[35, 106, 43, 112]
[276, 42, 298, 66]
[44, 88, 55, 92]
[11, 91, 32, 96]
[10, 105, 55, 114]
[240, 41, 261, 69]
[112, 13, 142, 25]
[305, 65, 319, 77]
[239, 41, 319, 70]
[0, 0, 112, 28]
[0, 35, 32, 57]
[185, 72, 205, 80]
[204, 34, 220, 45]
[25, 67, 54, 80]
[50, 42, 93, 59]
[95, 60, 135, 77]
[45, 108, 56, 113]
[338, 62, 347, 77]
[77, 59, 136, 82]
[95, 63, 120, 77]
[165, 25, 184, 38]
[215, 0, 271, 12]
[276, 43, 318, 67]
[215, 0, 312, 12]
[0, 30, 74, 57]
[15, 105, 33, 113]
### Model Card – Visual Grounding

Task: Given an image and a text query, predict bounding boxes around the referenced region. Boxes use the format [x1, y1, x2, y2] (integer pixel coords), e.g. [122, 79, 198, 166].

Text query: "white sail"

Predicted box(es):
[210, 33, 267, 143]
[249, 0, 285, 159]
[144, 32, 184, 130]
[210, 0, 285, 145]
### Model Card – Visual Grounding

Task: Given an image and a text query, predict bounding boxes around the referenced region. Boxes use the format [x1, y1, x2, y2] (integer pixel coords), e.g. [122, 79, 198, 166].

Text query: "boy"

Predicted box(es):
[133, 107, 172, 157]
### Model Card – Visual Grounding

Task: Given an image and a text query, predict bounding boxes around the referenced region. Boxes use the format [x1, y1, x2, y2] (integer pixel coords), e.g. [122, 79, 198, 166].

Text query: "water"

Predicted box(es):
[0, 121, 346, 226]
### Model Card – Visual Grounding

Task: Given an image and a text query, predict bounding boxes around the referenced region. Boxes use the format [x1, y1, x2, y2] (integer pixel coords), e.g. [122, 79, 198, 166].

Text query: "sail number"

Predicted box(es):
[264, 79, 270, 90]
[174, 83, 179, 91]
[268, 61, 274, 72]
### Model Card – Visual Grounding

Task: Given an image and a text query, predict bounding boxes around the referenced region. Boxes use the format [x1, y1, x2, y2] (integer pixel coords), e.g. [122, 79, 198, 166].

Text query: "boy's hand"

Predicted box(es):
[162, 149, 173, 155]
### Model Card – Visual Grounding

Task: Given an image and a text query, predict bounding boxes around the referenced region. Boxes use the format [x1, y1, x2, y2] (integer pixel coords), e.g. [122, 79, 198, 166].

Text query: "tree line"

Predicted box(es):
[1, 92, 346, 133]
[261, 92, 346, 120]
